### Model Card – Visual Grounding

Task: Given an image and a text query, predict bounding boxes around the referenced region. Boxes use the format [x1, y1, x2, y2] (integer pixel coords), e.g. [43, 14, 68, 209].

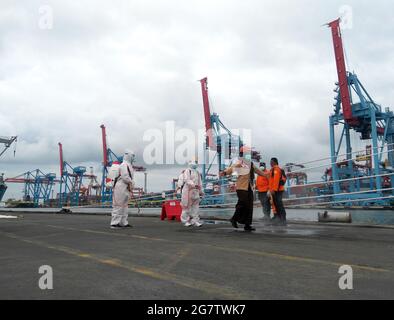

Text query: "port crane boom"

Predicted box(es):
[0, 136, 17, 158]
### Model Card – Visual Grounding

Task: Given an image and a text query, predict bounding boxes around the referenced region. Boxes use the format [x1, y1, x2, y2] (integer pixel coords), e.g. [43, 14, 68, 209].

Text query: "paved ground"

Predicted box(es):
[0, 213, 393, 300]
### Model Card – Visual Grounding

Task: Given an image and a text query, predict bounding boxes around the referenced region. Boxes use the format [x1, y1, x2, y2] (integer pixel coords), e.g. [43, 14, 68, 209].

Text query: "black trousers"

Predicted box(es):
[271, 191, 287, 222]
[232, 187, 254, 226]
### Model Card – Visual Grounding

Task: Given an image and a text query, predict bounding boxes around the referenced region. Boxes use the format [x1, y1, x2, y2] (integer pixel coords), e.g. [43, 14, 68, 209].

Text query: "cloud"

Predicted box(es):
[1, 0, 393, 199]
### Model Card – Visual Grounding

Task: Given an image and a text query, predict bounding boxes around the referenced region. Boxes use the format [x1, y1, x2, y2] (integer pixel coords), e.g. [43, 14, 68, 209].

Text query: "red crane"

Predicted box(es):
[100, 124, 109, 168]
[58, 142, 64, 176]
[199, 77, 215, 150]
[327, 19, 359, 126]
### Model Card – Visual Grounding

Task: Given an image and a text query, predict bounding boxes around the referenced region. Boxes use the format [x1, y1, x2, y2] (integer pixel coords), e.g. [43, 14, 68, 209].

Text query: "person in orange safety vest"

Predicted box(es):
[255, 162, 273, 222]
[269, 158, 287, 226]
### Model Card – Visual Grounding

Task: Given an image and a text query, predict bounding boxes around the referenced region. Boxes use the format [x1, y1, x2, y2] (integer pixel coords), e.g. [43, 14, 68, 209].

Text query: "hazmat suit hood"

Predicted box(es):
[188, 158, 198, 170]
[123, 150, 135, 164]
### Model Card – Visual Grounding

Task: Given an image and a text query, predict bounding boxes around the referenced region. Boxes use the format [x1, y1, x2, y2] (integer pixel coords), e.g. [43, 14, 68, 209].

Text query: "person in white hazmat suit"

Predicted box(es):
[110, 150, 135, 229]
[177, 159, 204, 227]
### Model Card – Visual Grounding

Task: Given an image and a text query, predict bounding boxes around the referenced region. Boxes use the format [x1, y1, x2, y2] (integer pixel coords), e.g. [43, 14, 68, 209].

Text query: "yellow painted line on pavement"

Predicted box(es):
[4, 220, 392, 274]
[0, 231, 252, 300]
[212, 246, 392, 274]
[46, 225, 167, 242]
[44, 223, 392, 274]
[162, 247, 191, 272]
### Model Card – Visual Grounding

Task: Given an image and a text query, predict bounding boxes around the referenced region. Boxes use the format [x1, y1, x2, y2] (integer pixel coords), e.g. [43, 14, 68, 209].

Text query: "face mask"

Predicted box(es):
[244, 154, 252, 161]
[260, 166, 266, 171]
[190, 163, 198, 170]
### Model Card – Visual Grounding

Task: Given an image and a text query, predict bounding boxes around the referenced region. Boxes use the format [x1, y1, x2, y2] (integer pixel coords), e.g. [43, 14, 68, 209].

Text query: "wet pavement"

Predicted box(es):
[0, 213, 393, 299]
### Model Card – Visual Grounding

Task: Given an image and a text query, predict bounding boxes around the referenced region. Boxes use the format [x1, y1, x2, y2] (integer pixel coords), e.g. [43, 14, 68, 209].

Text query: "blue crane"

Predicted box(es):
[199, 78, 261, 205]
[5, 169, 56, 207]
[327, 19, 394, 206]
[58, 142, 87, 207]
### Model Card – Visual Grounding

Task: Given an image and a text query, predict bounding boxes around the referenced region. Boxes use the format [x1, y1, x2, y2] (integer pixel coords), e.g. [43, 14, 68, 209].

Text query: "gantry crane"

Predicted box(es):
[5, 169, 56, 207]
[327, 18, 394, 206]
[1, 136, 17, 202]
[85, 167, 101, 198]
[58, 142, 87, 207]
[200, 77, 244, 178]
[199, 77, 243, 203]
[199, 78, 262, 204]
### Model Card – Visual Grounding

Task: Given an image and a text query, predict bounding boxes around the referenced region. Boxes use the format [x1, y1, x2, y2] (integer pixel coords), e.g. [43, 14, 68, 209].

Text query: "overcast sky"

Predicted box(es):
[1, 0, 394, 199]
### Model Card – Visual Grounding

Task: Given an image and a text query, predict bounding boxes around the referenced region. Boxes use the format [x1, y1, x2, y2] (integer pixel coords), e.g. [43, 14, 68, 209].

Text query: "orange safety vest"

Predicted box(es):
[256, 169, 270, 192]
[269, 165, 286, 192]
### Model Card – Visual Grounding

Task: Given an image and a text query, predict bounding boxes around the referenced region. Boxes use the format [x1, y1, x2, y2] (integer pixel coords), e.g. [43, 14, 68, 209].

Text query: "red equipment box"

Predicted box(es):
[161, 200, 182, 222]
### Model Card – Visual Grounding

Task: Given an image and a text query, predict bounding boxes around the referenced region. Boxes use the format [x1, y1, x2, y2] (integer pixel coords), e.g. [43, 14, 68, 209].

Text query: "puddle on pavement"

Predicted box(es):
[197, 225, 319, 237]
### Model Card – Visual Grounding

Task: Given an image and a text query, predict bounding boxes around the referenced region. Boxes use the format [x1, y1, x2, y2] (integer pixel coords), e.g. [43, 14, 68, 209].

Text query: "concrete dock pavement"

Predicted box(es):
[0, 213, 393, 299]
